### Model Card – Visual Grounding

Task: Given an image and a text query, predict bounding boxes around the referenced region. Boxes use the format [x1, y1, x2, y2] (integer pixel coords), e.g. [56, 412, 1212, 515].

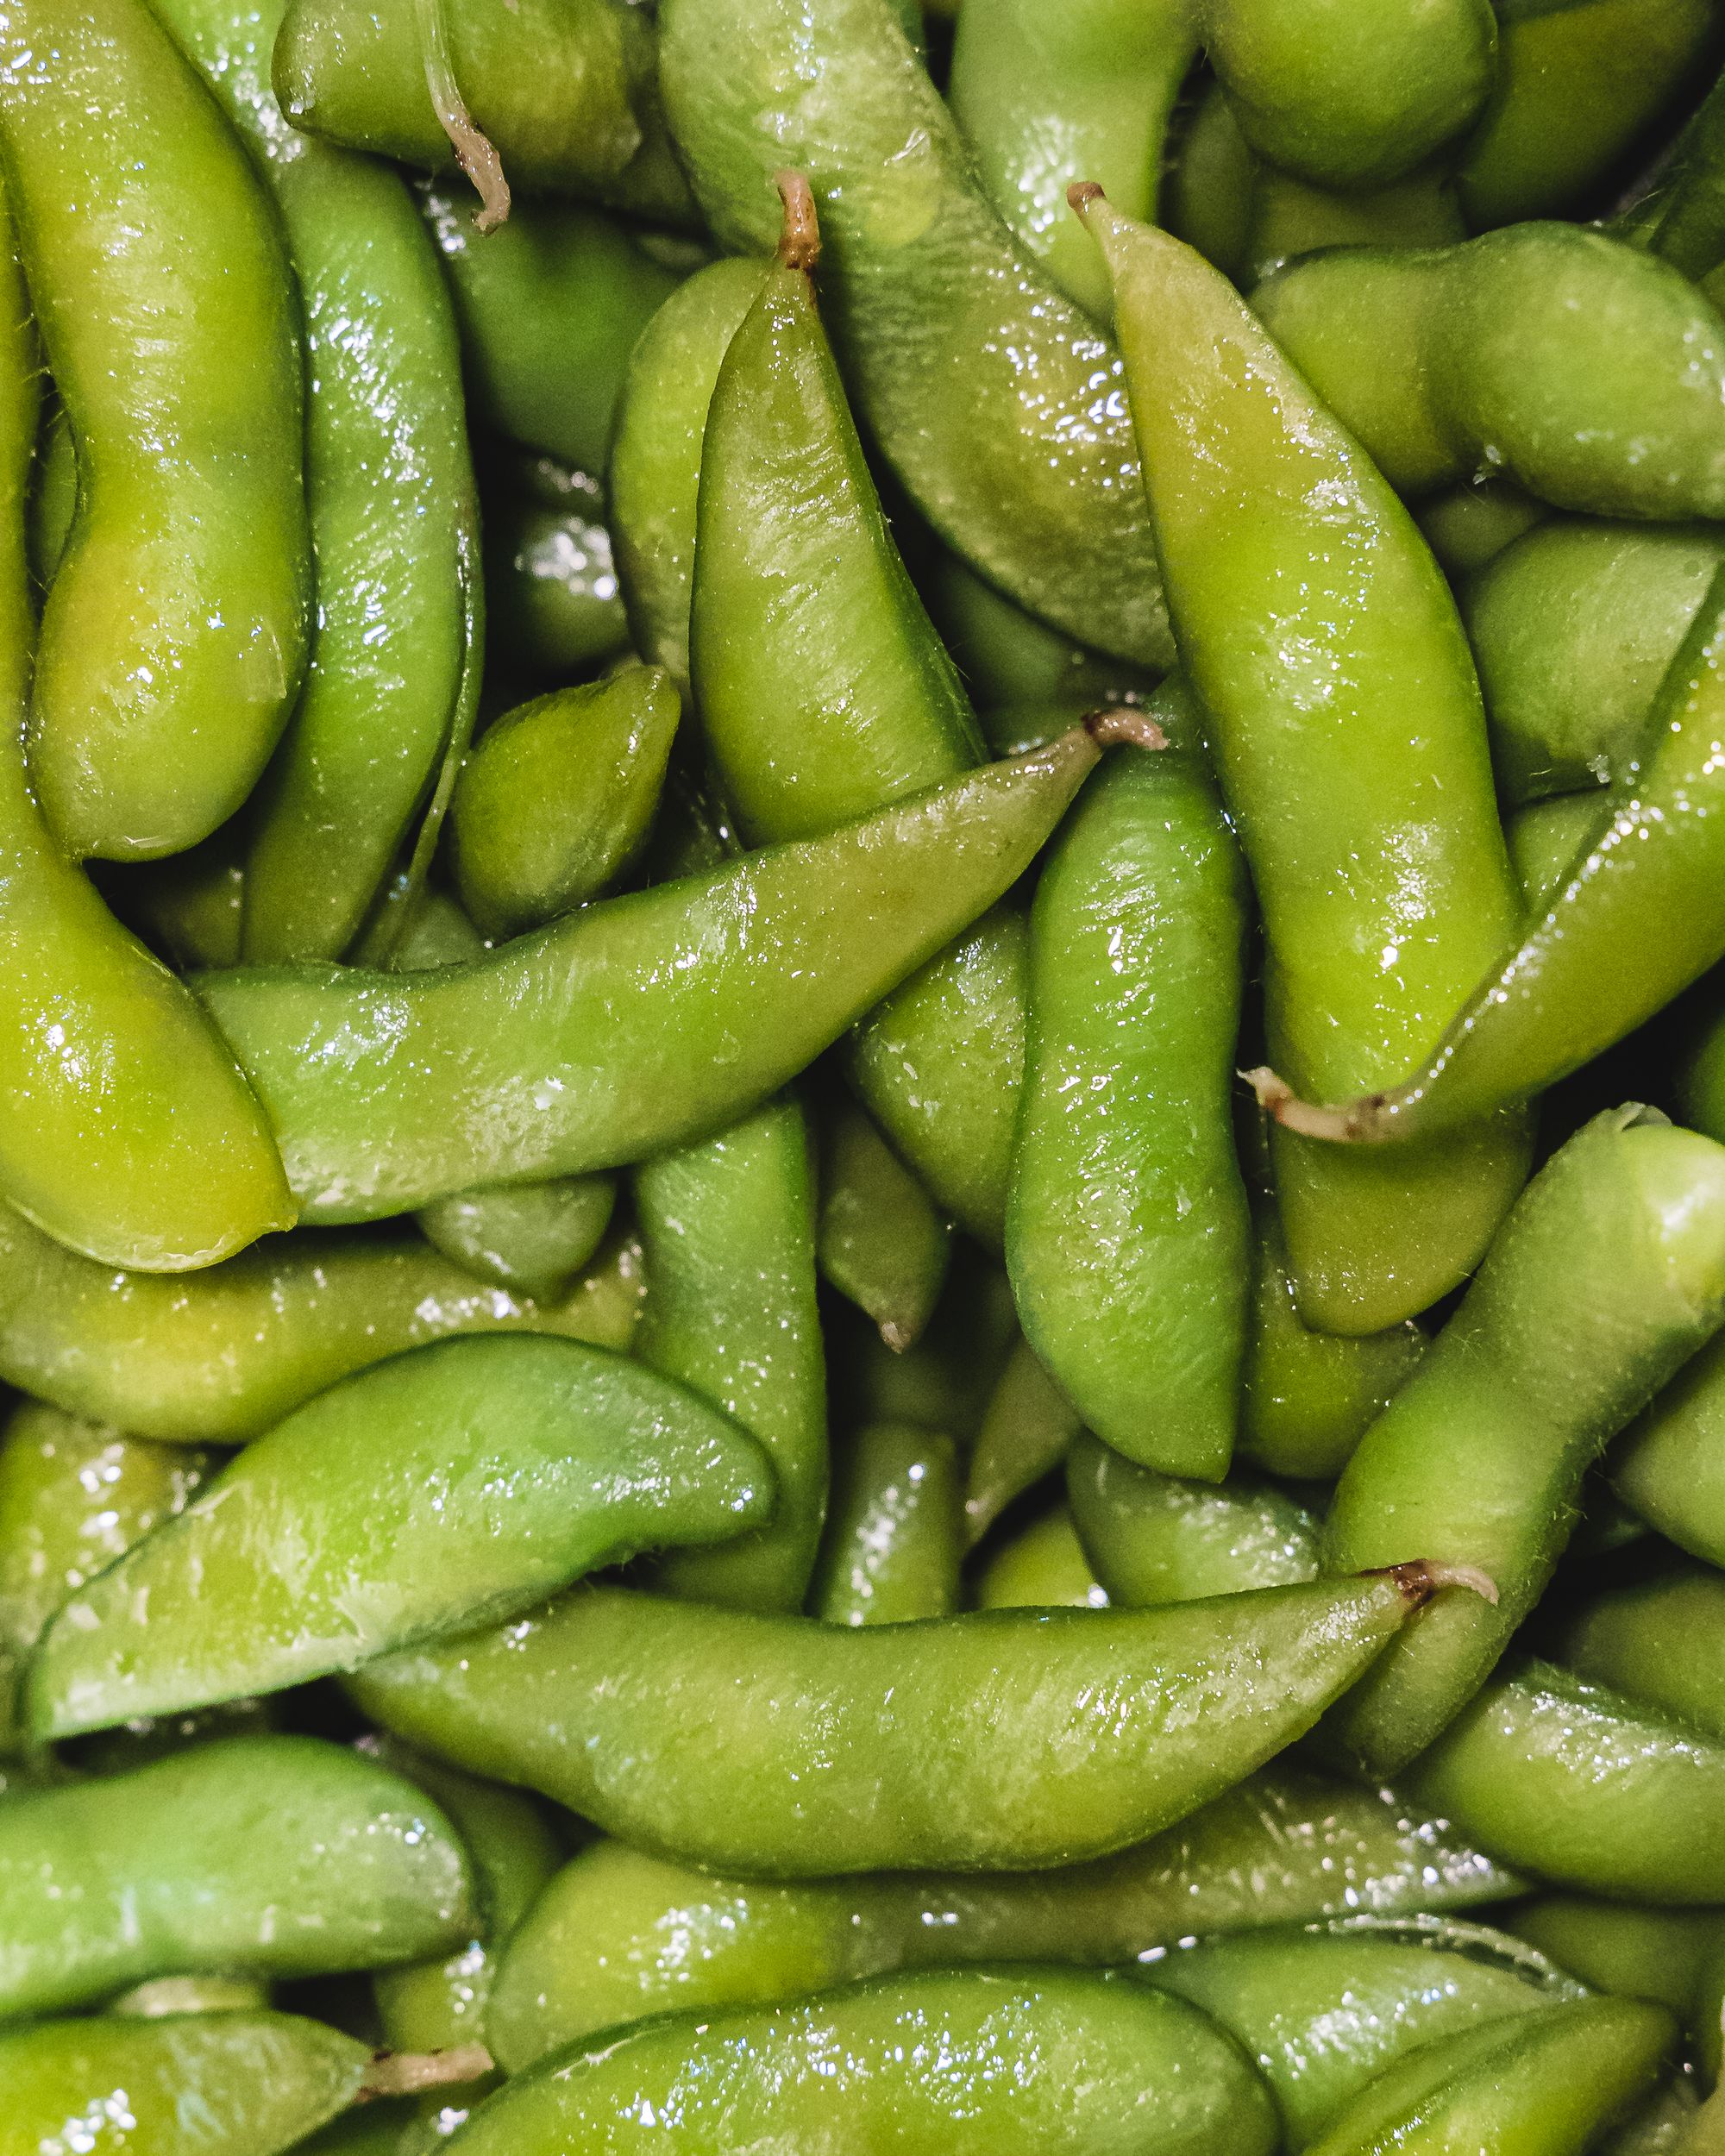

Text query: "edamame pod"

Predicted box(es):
[1415, 479, 1546, 578]
[1322, 1108, 1725, 1775]
[1406, 1657, 1725, 1902]
[975, 1505, 1108, 1609]
[485, 460, 629, 685]
[812, 1420, 962, 1624]
[1549, 1557, 1725, 1742]
[656, 0, 1171, 666]
[1144, 1917, 1578, 2148]
[1609, 1332, 1725, 1567]
[348, 1566, 1455, 1876]
[1465, 521, 1725, 804]
[197, 724, 1113, 1223]
[1080, 191, 1527, 1331]
[0, 2012, 372, 2156]
[636, 1098, 828, 1614]
[1254, 228, 1725, 520]
[0, 1736, 471, 2018]
[1261, 571, 1725, 1144]
[0, 1402, 214, 1751]
[451, 1967, 1277, 2155]
[963, 1334, 1081, 1545]
[485, 1765, 1519, 2071]
[607, 257, 765, 689]
[153, 0, 480, 968]
[1508, 1896, 1725, 2026]
[1009, 711, 1249, 1476]
[272, 0, 693, 224]
[816, 1101, 952, 1351]
[0, 0, 310, 861]
[921, 548, 1150, 724]
[448, 668, 679, 937]
[831, 1249, 1019, 1445]
[1301, 1996, 1675, 2156]
[31, 1334, 773, 1738]
[421, 185, 684, 475]
[1066, 1432, 1319, 1608]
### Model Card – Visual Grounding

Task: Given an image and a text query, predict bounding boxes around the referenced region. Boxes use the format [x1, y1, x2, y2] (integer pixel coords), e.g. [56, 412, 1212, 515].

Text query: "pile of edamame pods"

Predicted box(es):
[11, 0, 1725, 2146]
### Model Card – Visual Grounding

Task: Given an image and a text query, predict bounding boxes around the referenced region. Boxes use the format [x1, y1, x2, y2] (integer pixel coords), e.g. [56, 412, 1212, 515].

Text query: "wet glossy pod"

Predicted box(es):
[1009, 723, 1249, 1476]
[976, 1505, 1108, 1609]
[1550, 1557, 1725, 1743]
[486, 1765, 1518, 2071]
[812, 1420, 962, 1625]
[454, 1967, 1276, 2155]
[32, 1334, 771, 1739]
[817, 1101, 952, 1351]
[349, 1570, 1435, 1876]
[637, 1098, 828, 1614]
[0, 2012, 370, 2156]
[1407, 1657, 1725, 1902]
[657, 0, 1171, 666]
[1082, 192, 1527, 1332]
[485, 460, 629, 685]
[0, 1736, 470, 2018]
[1323, 1109, 1725, 1775]
[198, 728, 1102, 1223]
[1067, 1432, 1319, 1608]
[1, 0, 309, 862]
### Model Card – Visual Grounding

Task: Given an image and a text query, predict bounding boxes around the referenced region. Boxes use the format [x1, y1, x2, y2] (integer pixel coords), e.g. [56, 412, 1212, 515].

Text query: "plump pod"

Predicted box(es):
[349, 1570, 1439, 1876]
[1407, 1657, 1725, 1902]
[485, 1766, 1519, 2071]
[1322, 1108, 1725, 1774]
[31, 1335, 772, 1738]
[1009, 715, 1249, 1477]
[977, 1505, 1108, 1608]
[449, 1968, 1277, 2156]
[1609, 1329, 1725, 1568]
[1078, 191, 1527, 1332]
[1549, 1557, 1725, 1743]
[812, 1420, 963, 1624]
[657, 0, 1170, 665]
[198, 727, 1105, 1222]
[0, 0, 310, 862]
[0, 1736, 471, 2018]
[0, 2012, 372, 2156]
[1509, 1896, 1725, 2028]
[1254, 227, 1725, 521]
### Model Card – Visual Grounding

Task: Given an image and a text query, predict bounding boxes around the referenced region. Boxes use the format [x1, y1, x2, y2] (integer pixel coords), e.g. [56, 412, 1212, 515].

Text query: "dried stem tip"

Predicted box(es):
[775, 171, 821, 273]
[1240, 1065, 1391, 1144]
[360, 2044, 494, 2101]
[1376, 1559, 1500, 1610]
[1085, 706, 1168, 754]
[1068, 179, 1106, 216]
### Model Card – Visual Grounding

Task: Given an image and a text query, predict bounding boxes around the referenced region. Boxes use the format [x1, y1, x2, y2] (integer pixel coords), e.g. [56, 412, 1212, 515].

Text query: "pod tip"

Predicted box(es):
[775, 171, 821, 273]
[1068, 180, 1106, 216]
[360, 2045, 493, 2101]
[1376, 1560, 1500, 1609]
[1085, 706, 1167, 753]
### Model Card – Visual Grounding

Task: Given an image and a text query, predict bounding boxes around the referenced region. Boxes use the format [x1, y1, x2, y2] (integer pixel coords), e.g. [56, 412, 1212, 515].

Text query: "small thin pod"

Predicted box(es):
[197, 724, 1113, 1225]
[1321, 1108, 1725, 1776]
[975, 1506, 1109, 1609]
[963, 1333, 1082, 1545]
[812, 1420, 963, 1625]
[816, 1101, 952, 1352]
[0, 0, 310, 861]
[1610, 1331, 1725, 1569]
[636, 1097, 828, 1614]
[1075, 188, 1527, 1333]
[348, 1566, 1463, 1877]
[1008, 692, 1249, 1478]
[30, 1334, 773, 1738]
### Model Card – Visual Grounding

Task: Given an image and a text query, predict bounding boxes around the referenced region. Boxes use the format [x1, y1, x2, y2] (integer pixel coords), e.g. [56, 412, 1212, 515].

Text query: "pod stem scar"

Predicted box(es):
[1377, 1559, 1501, 1608]
[775, 170, 820, 273]
[359, 2042, 494, 2100]
[1243, 1065, 1406, 1144]
[415, 0, 510, 229]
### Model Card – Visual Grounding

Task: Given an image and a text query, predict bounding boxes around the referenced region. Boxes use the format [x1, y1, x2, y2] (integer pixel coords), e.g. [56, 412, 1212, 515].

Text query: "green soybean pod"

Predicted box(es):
[812, 1420, 963, 1625]
[449, 668, 680, 938]
[816, 1101, 952, 1352]
[1080, 192, 1527, 1333]
[0, 2012, 373, 2156]
[1243, 164, 1467, 288]
[1321, 1107, 1725, 1777]
[485, 460, 630, 686]
[975, 1505, 1109, 1609]
[451, 1968, 1278, 2156]
[0, 185, 292, 1272]
[1164, 75, 1255, 279]
[1465, 520, 1725, 804]
[963, 1334, 1081, 1545]
[1066, 1432, 1319, 1608]
[348, 1568, 1452, 1877]
[1415, 479, 1546, 580]
[1009, 710, 1249, 1478]
[272, 0, 693, 223]
[0, 1736, 471, 2018]
[636, 1099, 828, 1615]
[0, 1402, 215, 1752]
[1549, 1557, 1725, 1743]
[920, 549, 1151, 718]
[149, 0, 480, 968]
[30, 1334, 773, 1739]
[1609, 1333, 1725, 1568]
[0, 0, 309, 862]
[100, 828, 248, 972]
[198, 726, 1107, 1224]
[607, 256, 766, 689]
[421, 185, 684, 475]
[1301, 1996, 1675, 2156]
[657, 0, 1170, 668]
[1238, 1202, 1427, 1482]
[1508, 1897, 1725, 2025]
[1407, 1657, 1725, 1902]
[1144, 1918, 1578, 2150]
[1506, 793, 1613, 915]
[1623, 62, 1725, 280]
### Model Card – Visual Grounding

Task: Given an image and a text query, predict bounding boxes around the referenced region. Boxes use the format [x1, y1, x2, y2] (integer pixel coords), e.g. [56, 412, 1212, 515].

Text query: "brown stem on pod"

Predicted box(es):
[1240, 1065, 1398, 1144]
[1374, 1559, 1500, 1609]
[1068, 179, 1106, 216]
[416, 0, 511, 230]
[775, 172, 822, 274]
[1084, 706, 1168, 754]
[358, 2044, 494, 2102]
